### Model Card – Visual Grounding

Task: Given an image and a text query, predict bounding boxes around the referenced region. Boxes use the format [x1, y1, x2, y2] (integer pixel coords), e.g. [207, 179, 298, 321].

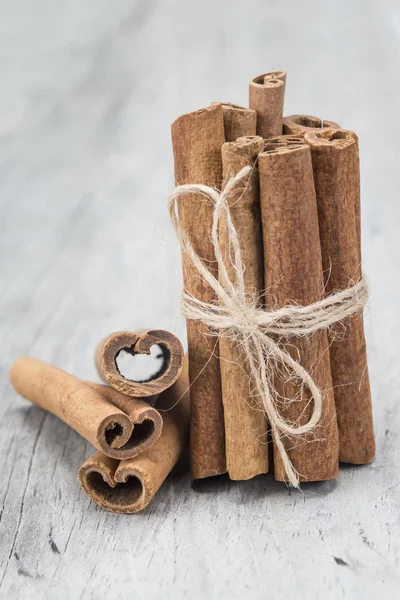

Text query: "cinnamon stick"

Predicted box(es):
[249, 71, 286, 139]
[219, 135, 269, 480]
[171, 101, 261, 479]
[283, 115, 340, 136]
[10, 357, 163, 459]
[304, 129, 375, 464]
[78, 361, 190, 513]
[171, 103, 226, 478]
[95, 329, 184, 398]
[258, 137, 340, 482]
[216, 102, 257, 142]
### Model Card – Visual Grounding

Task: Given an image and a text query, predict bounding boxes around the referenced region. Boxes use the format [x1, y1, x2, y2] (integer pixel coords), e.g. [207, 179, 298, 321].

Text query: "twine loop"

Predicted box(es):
[169, 166, 368, 487]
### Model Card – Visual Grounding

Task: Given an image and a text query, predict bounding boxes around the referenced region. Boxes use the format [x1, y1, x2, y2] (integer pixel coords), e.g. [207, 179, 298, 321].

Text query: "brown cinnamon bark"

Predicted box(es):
[78, 361, 190, 513]
[10, 357, 163, 459]
[249, 71, 286, 139]
[283, 115, 340, 136]
[264, 70, 286, 81]
[304, 129, 375, 464]
[171, 103, 226, 479]
[263, 134, 304, 149]
[258, 137, 340, 482]
[95, 329, 184, 398]
[216, 102, 257, 142]
[219, 135, 269, 480]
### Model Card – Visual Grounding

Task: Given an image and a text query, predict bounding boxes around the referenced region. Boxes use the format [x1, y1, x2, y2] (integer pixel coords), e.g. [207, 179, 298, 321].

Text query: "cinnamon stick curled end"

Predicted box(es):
[95, 330, 184, 398]
[304, 128, 357, 146]
[78, 453, 152, 514]
[79, 363, 190, 513]
[10, 357, 163, 460]
[263, 70, 287, 84]
[282, 115, 340, 136]
[87, 383, 164, 460]
[78, 415, 185, 514]
[263, 135, 305, 152]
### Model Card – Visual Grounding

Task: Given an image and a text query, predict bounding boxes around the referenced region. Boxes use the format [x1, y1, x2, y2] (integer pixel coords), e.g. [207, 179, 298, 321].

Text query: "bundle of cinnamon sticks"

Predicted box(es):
[10, 70, 374, 507]
[171, 70, 375, 484]
[10, 329, 189, 513]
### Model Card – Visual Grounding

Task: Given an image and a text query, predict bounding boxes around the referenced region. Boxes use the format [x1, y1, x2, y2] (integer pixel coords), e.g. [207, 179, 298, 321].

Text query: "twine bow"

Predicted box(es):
[168, 166, 368, 487]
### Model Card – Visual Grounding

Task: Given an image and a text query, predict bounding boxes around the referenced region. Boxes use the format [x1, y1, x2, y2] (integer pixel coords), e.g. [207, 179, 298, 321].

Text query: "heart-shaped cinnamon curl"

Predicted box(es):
[95, 330, 184, 398]
[78, 361, 189, 513]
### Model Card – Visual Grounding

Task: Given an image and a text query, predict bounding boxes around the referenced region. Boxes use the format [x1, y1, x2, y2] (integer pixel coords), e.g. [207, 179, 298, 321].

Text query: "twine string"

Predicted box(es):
[168, 166, 368, 487]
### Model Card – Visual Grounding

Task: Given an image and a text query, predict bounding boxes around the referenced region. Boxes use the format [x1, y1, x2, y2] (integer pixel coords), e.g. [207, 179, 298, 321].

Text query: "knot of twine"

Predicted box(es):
[168, 166, 368, 487]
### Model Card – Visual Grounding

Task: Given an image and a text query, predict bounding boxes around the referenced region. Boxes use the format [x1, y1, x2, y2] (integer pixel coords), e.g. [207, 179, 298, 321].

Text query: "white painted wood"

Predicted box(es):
[0, 0, 399, 598]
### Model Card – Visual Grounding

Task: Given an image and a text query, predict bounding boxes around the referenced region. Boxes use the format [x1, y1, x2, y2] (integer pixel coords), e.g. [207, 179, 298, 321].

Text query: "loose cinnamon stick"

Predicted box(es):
[78, 361, 190, 513]
[249, 71, 286, 139]
[10, 357, 163, 459]
[305, 129, 375, 464]
[216, 102, 257, 142]
[219, 135, 269, 480]
[95, 329, 184, 398]
[171, 103, 226, 479]
[258, 137, 340, 482]
[283, 115, 340, 136]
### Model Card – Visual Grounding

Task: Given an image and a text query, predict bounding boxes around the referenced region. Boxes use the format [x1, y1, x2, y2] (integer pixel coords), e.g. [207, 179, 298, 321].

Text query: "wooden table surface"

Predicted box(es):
[1, 1, 399, 598]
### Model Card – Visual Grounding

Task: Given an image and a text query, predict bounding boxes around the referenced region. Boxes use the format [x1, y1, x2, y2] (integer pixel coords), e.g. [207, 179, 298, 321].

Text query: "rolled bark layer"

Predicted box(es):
[263, 134, 304, 149]
[305, 128, 375, 464]
[216, 102, 257, 142]
[263, 70, 287, 96]
[78, 361, 190, 513]
[219, 135, 269, 480]
[282, 115, 340, 136]
[95, 329, 184, 398]
[171, 103, 226, 479]
[249, 71, 286, 139]
[258, 137, 340, 482]
[10, 357, 163, 459]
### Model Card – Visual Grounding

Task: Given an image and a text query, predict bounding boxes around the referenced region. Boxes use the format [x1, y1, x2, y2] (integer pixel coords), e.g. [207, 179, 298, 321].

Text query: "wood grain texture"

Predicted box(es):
[0, 0, 399, 598]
